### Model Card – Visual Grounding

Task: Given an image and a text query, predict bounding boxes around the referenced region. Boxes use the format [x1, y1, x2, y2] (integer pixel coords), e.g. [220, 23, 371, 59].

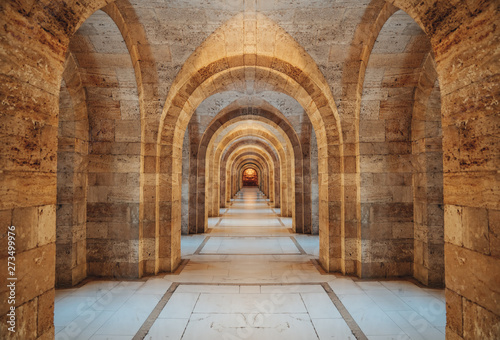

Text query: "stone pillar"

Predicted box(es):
[188, 117, 202, 234]
[56, 70, 88, 287]
[311, 129, 319, 235]
[181, 128, 190, 235]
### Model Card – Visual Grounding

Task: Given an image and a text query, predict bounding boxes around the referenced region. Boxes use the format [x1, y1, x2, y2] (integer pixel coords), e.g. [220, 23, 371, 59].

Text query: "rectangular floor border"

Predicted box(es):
[289, 236, 307, 255]
[193, 235, 304, 256]
[132, 282, 369, 340]
[200, 235, 298, 238]
[198, 252, 303, 256]
[194, 236, 211, 255]
[320, 282, 369, 340]
[214, 217, 224, 227]
[168, 282, 325, 286]
[132, 282, 180, 340]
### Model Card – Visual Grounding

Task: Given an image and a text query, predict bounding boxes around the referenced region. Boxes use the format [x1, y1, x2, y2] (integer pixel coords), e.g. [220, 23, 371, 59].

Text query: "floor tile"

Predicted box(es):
[193, 293, 307, 314]
[365, 291, 413, 312]
[329, 279, 365, 295]
[135, 278, 172, 295]
[182, 313, 318, 340]
[54, 295, 99, 327]
[55, 188, 445, 340]
[92, 291, 135, 311]
[158, 292, 200, 319]
[240, 285, 261, 294]
[312, 318, 356, 339]
[386, 310, 445, 340]
[260, 284, 324, 294]
[381, 281, 431, 298]
[94, 294, 160, 336]
[88, 335, 132, 340]
[71, 281, 120, 297]
[175, 284, 239, 294]
[400, 296, 446, 327]
[356, 281, 390, 291]
[200, 236, 301, 255]
[55, 310, 114, 340]
[145, 318, 189, 339]
[301, 292, 342, 319]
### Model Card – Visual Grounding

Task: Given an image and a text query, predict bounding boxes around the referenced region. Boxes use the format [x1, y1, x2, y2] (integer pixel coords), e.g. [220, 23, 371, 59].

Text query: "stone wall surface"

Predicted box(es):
[0, 0, 498, 339]
[70, 10, 142, 279]
[357, 10, 439, 280]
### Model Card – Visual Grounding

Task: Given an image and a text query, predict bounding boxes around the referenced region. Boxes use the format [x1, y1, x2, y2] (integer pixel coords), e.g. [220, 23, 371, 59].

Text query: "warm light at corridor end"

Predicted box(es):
[244, 169, 256, 176]
[243, 168, 258, 186]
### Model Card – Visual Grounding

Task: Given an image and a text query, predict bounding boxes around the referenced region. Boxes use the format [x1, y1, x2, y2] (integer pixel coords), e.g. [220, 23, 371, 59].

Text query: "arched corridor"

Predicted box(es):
[242, 169, 258, 187]
[0, 0, 498, 339]
[53, 187, 446, 339]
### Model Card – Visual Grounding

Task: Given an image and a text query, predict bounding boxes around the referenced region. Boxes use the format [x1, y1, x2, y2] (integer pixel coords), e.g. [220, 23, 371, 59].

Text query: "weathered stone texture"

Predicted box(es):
[0, 0, 499, 338]
[358, 11, 434, 280]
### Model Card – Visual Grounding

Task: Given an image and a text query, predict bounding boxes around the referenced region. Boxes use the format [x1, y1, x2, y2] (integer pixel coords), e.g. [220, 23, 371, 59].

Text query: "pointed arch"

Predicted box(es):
[157, 13, 344, 272]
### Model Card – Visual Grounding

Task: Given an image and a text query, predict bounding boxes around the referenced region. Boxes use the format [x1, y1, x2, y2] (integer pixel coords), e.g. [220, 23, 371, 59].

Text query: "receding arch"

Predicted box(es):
[240, 164, 263, 188]
[2, 0, 497, 338]
[231, 152, 273, 197]
[242, 168, 259, 187]
[212, 127, 293, 220]
[202, 98, 309, 228]
[201, 116, 292, 221]
[237, 161, 265, 187]
[221, 139, 280, 209]
[197, 104, 310, 232]
[227, 150, 274, 201]
[156, 12, 344, 272]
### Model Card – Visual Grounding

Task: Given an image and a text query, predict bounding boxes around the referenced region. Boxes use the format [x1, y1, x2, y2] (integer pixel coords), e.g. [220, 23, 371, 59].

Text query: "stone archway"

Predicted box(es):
[220, 138, 280, 209]
[156, 13, 344, 273]
[242, 168, 259, 186]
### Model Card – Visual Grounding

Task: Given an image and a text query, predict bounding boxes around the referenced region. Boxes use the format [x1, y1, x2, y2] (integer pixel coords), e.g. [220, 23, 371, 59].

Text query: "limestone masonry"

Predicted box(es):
[0, 0, 498, 339]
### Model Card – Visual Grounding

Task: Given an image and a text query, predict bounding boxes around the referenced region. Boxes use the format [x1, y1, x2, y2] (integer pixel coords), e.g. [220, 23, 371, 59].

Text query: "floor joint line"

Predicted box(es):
[132, 281, 369, 340]
[321, 282, 369, 340]
[132, 282, 180, 340]
[290, 236, 307, 255]
[194, 236, 211, 255]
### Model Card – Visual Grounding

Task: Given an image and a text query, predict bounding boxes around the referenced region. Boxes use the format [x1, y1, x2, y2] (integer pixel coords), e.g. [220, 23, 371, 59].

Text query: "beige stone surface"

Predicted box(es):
[0, 0, 498, 337]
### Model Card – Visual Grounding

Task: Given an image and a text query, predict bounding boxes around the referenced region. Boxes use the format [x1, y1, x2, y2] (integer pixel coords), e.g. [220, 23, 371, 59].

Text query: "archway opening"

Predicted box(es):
[242, 168, 259, 187]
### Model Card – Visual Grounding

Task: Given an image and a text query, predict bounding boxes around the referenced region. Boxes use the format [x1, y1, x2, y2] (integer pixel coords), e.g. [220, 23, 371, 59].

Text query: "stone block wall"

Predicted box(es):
[56, 57, 89, 287]
[68, 11, 143, 278]
[358, 11, 435, 278]
[412, 54, 444, 286]
[0, 1, 69, 336]
[0, 1, 498, 338]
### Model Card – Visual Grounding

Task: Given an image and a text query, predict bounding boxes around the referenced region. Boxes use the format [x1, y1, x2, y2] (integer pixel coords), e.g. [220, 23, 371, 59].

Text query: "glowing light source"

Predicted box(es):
[243, 168, 258, 186]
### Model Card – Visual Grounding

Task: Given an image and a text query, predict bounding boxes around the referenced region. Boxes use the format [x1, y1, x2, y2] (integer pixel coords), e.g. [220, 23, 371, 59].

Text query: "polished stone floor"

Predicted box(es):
[55, 187, 446, 340]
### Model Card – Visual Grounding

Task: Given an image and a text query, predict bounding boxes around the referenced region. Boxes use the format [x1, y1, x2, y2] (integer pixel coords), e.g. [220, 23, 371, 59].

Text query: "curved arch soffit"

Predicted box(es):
[208, 119, 292, 159]
[158, 12, 343, 154]
[222, 137, 279, 162]
[200, 97, 302, 152]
